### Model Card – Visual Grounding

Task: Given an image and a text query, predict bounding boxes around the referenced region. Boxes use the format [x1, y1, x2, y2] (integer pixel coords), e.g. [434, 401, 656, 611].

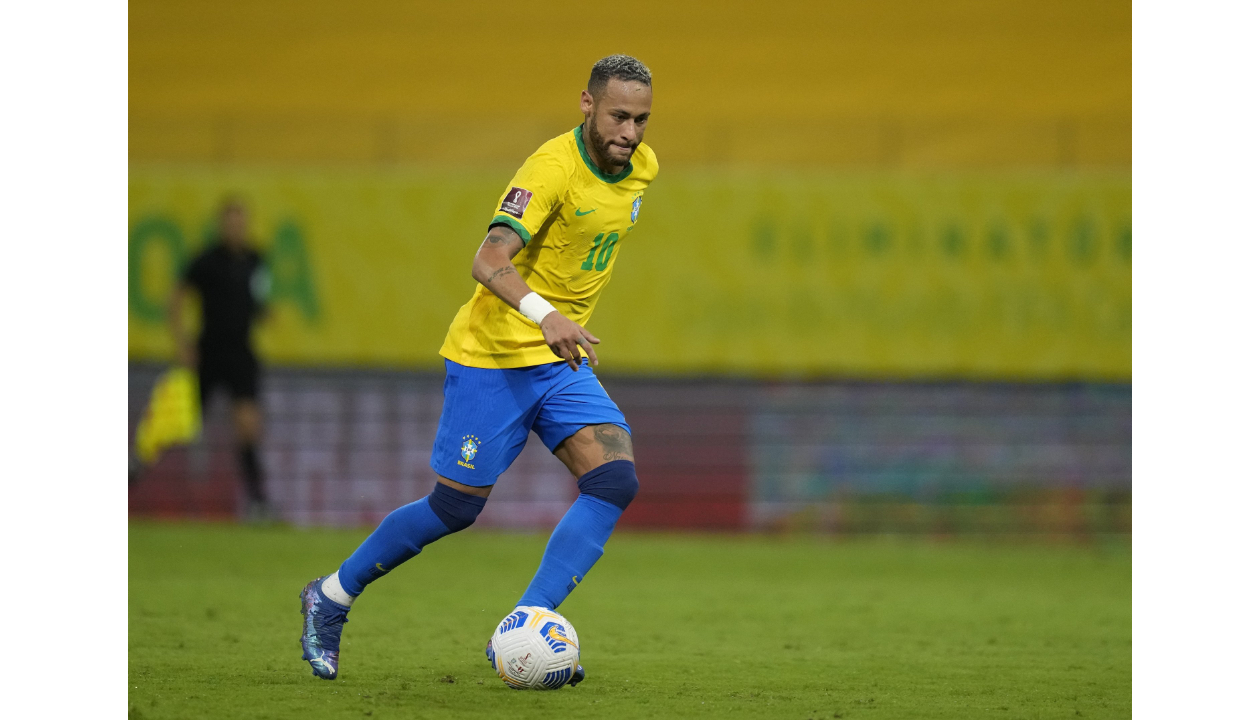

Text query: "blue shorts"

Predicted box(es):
[430, 359, 630, 486]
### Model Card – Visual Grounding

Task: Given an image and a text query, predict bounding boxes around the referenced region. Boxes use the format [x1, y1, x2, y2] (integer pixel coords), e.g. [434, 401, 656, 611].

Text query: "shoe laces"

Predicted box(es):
[312, 597, 349, 648]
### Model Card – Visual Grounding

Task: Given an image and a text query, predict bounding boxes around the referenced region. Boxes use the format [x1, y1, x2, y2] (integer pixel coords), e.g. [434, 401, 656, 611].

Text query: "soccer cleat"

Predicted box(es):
[299, 576, 350, 679]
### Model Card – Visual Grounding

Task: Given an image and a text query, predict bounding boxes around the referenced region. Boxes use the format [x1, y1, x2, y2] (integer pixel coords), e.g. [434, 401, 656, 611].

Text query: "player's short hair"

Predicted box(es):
[588, 55, 652, 97]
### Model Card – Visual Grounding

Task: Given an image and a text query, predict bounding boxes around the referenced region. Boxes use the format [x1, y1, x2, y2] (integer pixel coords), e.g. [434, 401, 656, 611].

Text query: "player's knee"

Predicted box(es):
[428, 482, 488, 532]
[577, 460, 639, 510]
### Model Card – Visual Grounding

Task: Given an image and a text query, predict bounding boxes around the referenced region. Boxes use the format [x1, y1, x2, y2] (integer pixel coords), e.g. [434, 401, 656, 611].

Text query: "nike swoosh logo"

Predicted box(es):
[575, 208, 596, 216]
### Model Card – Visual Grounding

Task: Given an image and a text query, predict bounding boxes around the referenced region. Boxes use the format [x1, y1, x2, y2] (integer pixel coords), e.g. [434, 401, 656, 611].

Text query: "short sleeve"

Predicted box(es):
[249, 254, 271, 306]
[488, 151, 569, 244]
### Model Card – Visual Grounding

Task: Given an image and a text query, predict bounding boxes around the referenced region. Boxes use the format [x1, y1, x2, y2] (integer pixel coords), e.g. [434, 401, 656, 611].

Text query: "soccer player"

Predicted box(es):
[168, 198, 273, 519]
[299, 55, 657, 683]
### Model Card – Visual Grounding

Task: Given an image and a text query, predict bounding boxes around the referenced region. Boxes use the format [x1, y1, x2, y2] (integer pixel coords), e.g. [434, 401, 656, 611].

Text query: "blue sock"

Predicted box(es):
[338, 483, 486, 596]
[518, 460, 638, 610]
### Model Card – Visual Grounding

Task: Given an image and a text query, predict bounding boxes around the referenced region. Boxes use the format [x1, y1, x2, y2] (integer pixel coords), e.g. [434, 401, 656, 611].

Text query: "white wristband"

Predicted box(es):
[518, 292, 557, 325]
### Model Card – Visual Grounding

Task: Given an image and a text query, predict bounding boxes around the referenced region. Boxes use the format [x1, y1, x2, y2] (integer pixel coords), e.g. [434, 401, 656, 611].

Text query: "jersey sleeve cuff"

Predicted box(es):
[489, 215, 533, 244]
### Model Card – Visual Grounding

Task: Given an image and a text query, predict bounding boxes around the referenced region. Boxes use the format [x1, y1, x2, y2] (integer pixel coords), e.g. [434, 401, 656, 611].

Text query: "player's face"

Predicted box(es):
[581, 80, 652, 172]
[220, 205, 249, 248]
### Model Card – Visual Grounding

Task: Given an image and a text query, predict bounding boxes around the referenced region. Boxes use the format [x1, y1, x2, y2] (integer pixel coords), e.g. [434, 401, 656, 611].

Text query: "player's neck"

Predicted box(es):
[581, 121, 627, 176]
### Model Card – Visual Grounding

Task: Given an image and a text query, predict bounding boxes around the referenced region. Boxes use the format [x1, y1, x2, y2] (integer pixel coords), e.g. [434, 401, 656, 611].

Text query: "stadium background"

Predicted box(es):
[127, 0, 1130, 534]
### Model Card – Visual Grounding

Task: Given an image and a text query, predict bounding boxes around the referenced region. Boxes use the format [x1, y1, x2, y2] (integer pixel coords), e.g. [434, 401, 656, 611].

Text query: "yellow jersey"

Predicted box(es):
[439, 125, 659, 368]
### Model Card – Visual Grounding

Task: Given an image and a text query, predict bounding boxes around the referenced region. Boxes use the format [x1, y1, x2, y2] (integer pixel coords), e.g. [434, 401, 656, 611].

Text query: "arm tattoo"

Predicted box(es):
[486, 265, 517, 284]
[593, 424, 634, 462]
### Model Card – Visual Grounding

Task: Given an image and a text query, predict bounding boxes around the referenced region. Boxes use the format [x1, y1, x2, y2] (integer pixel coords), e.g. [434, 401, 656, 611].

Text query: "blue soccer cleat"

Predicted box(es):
[299, 576, 350, 679]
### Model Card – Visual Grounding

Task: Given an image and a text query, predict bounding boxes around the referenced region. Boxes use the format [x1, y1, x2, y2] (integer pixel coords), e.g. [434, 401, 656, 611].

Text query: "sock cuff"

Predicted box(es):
[576, 460, 639, 510]
[321, 571, 357, 606]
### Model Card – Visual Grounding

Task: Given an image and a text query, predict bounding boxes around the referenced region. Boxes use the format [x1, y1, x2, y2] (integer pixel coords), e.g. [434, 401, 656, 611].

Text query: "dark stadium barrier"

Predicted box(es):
[129, 364, 1130, 534]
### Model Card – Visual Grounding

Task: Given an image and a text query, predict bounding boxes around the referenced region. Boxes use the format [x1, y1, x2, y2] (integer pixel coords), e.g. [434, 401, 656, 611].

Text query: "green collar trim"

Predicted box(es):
[573, 124, 633, 184]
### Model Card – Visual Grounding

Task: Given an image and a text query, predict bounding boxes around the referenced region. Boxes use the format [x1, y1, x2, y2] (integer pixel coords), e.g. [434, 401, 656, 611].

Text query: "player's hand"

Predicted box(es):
[539, 312, 599, 371]
[177, 342, 198, 368]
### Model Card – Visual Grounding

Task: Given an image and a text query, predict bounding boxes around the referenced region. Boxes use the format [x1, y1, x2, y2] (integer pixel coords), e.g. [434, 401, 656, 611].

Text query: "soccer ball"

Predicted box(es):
[488, 606, 581, 690]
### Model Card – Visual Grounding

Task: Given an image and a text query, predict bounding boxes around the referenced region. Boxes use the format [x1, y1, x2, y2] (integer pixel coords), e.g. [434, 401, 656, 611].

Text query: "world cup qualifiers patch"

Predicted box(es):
[631, 195, 642, 223]
[499, 187, 533, 219]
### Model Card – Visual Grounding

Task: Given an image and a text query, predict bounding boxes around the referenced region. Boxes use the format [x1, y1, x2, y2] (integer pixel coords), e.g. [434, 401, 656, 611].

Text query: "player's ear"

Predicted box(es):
[579, 89, 594, 115]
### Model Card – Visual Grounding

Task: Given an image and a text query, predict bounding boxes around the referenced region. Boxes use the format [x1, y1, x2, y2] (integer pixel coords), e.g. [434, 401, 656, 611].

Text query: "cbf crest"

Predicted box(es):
[458, 434, 480, 469]
[630, 195, 642, 223]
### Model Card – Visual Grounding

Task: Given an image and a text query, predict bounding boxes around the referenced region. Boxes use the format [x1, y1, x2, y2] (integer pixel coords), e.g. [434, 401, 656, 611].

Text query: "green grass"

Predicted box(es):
[129, 522, 1130, 719]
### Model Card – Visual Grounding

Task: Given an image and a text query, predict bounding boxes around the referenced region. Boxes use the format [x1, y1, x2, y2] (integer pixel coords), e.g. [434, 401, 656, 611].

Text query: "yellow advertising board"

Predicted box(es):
[129, 168, 1130, 379]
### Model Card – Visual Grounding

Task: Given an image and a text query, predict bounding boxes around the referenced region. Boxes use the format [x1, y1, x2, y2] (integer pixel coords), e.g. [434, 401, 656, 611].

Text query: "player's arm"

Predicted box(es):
[251, 261, 272, 324]
[167, 281, 196, 367]
[471, 225, 599, 371]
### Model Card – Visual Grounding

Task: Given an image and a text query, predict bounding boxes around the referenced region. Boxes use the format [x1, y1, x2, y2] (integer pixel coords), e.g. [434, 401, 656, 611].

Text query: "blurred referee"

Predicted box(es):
[169, 198, 274, 520]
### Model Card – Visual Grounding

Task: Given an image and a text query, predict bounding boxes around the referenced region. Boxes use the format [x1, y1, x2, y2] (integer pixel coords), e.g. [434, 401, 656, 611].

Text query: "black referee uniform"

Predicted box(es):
[182, 242, 269, 504]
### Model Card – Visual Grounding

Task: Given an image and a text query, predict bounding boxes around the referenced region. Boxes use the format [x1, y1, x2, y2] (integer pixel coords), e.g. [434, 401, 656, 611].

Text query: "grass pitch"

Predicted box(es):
[129, 523, 1130, 719]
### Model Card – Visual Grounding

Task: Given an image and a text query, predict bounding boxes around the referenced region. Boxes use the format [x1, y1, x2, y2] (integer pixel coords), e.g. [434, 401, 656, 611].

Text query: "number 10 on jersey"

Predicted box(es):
[580, 232, 620, 272]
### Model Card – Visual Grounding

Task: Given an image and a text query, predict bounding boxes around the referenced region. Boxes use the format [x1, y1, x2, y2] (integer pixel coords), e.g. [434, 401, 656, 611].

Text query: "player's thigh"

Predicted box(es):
[552, 423, 634, 479]
[532, 362, 633, 478]
[429, 361, 543, 487]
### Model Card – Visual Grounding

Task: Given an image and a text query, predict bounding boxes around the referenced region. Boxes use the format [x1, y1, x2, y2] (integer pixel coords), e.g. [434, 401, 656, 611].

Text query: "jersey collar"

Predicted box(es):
[574, 125, 634, 184]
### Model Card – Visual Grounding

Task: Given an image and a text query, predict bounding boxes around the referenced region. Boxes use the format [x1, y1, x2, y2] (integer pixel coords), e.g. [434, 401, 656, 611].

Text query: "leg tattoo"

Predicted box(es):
[592, 424, 633, 462]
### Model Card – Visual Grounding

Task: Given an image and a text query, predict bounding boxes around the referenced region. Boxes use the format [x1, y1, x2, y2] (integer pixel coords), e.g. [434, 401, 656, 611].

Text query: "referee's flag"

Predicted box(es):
[135, 367, 202, 464]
